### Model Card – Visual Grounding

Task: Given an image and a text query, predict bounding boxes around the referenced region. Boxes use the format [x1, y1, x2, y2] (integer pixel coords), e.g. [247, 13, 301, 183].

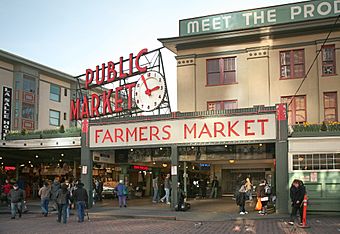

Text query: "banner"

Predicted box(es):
[1, 86, 12, 140]
[89, 114, 276, 148]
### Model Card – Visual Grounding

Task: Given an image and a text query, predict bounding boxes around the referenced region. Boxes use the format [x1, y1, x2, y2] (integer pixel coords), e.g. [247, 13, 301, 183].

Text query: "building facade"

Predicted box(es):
[160, 0, 340, 212]
[0, 49, 78, 137]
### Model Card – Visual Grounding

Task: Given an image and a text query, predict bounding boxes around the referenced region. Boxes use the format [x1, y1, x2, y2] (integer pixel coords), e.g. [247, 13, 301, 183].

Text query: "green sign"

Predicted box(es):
[179, 0, 340, 37]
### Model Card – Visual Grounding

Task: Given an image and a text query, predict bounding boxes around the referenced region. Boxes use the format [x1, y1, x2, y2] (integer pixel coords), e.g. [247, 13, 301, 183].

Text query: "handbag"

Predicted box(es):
[255, 198, 262, 211]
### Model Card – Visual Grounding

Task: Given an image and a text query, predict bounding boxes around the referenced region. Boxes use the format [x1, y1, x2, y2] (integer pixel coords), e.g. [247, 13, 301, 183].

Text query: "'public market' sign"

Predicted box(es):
[180, 0, 340, 36]
[89, 114, 276, 148]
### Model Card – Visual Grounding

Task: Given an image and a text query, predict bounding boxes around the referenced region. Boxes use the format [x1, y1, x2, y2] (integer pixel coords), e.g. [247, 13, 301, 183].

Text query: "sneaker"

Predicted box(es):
[124, 205, 127, 208]
[258, 211, 263, 214]
[244, 211, 248, 214]
[239, 212, 245, 215]
[288, 221, 294, 225]
[160, 199, 164, 203]
[166, 202, 171, 205]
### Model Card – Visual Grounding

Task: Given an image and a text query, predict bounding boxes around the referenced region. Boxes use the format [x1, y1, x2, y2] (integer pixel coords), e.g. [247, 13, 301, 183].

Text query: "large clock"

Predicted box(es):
[135, 71, 166, 111]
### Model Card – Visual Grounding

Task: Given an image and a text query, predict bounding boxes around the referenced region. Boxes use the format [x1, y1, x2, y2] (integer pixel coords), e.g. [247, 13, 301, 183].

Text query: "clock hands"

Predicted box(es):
[141, 74, 160, 96]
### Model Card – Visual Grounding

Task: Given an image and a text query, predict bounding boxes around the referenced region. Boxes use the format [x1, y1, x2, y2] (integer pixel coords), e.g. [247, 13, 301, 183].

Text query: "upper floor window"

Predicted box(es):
[207, 100, 238, 111]
[50, 84, 61, 102]
[49, 109, 60, 126]
[322, 45, 336, 76]
[281, 95, 306, 125]
[280, 49, 305, 79]
[324, 92, 338, 122]
[23, 75, 36, 93]
[207, 57, 236, 86]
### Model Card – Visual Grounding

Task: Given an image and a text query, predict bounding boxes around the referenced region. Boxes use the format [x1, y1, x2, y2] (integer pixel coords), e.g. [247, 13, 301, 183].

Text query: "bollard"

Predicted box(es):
[299, 194, 310, 228]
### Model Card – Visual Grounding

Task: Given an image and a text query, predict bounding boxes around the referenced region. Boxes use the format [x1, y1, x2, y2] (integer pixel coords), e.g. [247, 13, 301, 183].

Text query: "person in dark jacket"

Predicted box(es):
[289, 179, 306, 225]
[56, 183, 70, 224]
[236, 181, 248, 215]
[73, 182, 88, 223]
[256, 179, 270, 215]
[8, 183, 25, 219]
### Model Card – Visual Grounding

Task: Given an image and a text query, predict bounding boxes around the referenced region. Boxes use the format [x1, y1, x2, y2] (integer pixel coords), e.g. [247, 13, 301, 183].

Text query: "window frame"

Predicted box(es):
[207, 99, 238, 111]
[49, 109, 60, 126]
[281, 95, 307, 125]
[323, 92, 338, 122]
[279, 49, 305, 80]
[322, 44, 337, 76]
[206, 57, 237, 86]
[291, 153, 340, 172]
[50, 84, 61, 102]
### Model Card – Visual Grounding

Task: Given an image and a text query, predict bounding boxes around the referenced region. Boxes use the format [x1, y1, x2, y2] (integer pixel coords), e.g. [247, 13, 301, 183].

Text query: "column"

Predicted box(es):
[275, 104, 289, 214]
[170, 145, 178, 210]
[119, 164, 129, 184]
[80, 132, 93, 208]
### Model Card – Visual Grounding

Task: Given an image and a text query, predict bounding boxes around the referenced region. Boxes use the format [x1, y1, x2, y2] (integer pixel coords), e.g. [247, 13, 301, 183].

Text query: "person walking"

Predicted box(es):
[210, 176, 219, 199]
[152, 176, 159, 203]
[236, 181, 248, 215]
[2, 179, 12, 206]
[256, 179, 270, 215]
[8, 183, 25, 219]
[51, 178, 61, 211]
[115, 180, 128, 208]
[289, 179, 306, 225]
[160, 174, 171, 205]
[72, 182, 88, 223]
[38, 181, 51, 217]
[56, 183, 71, 224]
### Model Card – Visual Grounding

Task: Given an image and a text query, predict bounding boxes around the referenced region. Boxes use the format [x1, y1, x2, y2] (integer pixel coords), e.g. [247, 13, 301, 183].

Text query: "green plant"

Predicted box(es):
[320, 121, 328, 131]
[21, 128, 28, 135]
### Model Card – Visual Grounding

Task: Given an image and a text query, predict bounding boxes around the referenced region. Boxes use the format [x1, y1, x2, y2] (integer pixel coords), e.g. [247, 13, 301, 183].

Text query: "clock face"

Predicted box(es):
[135, 71, 166, 111]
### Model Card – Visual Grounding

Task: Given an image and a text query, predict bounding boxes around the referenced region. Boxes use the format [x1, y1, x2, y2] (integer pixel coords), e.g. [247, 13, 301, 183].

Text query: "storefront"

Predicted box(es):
[80, 105, 289, 213]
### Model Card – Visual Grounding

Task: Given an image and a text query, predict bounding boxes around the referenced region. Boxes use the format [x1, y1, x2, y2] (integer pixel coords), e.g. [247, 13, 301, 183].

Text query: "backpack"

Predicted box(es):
[264, 185, 271, 195]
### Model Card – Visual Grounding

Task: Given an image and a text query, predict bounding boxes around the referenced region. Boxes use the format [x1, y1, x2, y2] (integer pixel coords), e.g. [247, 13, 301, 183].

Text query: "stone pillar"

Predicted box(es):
[80, 131, 93, 208]
[183, 161, 188, 195]
[170, 145, 178, 210]
[275, 104, 289, 214]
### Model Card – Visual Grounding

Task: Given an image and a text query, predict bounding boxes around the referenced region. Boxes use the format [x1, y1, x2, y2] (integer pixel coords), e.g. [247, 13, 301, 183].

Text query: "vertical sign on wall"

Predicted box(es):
[1, 86, 12, 140]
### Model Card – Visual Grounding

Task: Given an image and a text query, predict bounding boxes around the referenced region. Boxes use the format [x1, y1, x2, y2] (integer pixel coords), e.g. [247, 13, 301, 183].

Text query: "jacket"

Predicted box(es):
[73, 187, 88, 203]
[8, 188, 25, 203]
[115, 183, 127, 196]
[56, 189, 70, 205]
[38, 186, 51, 200]
[290, 182, 306, 207]
[164, 178, 171, 189]
[256, 183, 266, 198]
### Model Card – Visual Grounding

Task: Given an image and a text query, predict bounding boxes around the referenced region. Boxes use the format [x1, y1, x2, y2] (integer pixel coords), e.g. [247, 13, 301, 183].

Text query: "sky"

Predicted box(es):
[0, 0, 297, 110]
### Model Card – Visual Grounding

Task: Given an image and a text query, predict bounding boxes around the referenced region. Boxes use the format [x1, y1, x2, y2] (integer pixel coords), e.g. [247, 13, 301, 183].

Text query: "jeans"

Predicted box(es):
[161, 188, 170, 203]
[118, 195, 127, 207]
[239, 203, 245, 213]
[11, 202, 22, 218]
[41, 197, 49, 215]
[57, 203, 68, 224]
[210, 187, 218, 198]
[152, 188, 159, 202]
[290, 205, 303, 223]
[76, 201, 86, 222]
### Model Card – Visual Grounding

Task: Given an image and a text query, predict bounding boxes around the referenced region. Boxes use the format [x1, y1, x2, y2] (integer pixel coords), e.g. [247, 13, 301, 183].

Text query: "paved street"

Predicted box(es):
[0, 212, 339, 234]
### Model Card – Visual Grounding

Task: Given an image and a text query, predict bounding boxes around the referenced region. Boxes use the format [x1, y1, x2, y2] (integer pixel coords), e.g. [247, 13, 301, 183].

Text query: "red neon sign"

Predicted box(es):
[70, 48, 148, 121]
[133, 165, 149, 171]
[5, 166, 16, 171]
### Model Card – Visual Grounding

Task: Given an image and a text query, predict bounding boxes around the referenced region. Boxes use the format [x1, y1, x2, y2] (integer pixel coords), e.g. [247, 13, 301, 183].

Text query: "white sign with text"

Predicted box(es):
[89, 114, 276, 148]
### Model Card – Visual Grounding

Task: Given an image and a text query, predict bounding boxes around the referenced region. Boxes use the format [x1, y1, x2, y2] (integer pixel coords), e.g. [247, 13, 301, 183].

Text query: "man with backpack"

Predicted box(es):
[8, 183, 25, 219]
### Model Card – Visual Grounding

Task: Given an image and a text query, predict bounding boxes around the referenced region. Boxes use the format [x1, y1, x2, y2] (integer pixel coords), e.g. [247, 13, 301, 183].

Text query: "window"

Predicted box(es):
[64, 88, 68, 97]
[207, 100, 238, 111]
[207, 57, 236, 86]
[280, 49, 305, 79]
[292, 153, 340, 171]
[50, 84, 61, 102]
[23, 75, 36, 93]
[22, 103, 34, 119]
[64, 112, 67, 121]
[322, 45, 336, 76]
[49, 110, 60, 126]
[281, 95, 306, 124]
[324, 92, 338, 122]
